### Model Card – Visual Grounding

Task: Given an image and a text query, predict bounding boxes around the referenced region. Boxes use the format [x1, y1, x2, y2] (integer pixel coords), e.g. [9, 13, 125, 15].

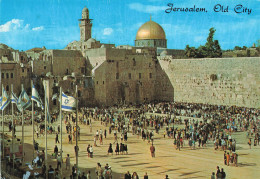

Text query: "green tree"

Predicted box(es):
[185, 27, 222, 58]
[234, 46, 242, 50]
[234, 46, 247, 51]
[212, 40, 222, 57]
[185, 45, 195, 58]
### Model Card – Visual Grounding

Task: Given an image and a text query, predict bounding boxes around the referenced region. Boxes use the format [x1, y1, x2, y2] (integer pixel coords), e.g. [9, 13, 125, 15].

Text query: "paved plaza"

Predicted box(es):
[2, 112, 258, 179]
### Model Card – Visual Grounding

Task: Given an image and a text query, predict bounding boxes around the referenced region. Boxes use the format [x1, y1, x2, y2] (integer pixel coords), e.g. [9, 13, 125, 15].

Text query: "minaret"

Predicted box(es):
[79, 7, 93, 41]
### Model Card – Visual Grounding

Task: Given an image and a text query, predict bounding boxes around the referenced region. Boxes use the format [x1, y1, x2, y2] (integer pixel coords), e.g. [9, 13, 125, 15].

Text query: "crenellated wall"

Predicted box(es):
[158, 57, 260, 108]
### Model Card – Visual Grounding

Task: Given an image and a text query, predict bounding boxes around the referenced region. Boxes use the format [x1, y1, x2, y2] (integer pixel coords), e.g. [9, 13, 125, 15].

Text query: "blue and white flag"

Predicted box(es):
[46, 96, 51, 123]
[61, 92, 76, 112]
[17, 89, 31, 112]
[31, 85, 44, 110]
[11, 91, 18, 104]
[0, 88, 11, 110]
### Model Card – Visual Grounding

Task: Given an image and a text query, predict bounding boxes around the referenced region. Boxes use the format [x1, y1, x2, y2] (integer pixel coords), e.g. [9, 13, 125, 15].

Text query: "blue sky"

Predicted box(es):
[0, 0, 259, 50]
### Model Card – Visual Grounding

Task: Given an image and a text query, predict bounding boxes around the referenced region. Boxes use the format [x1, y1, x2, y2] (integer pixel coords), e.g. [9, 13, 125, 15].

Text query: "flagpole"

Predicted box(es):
[0, 84, 1, 174]
[31, 81, 35, 161]
[44, 81, 48, 178]
[2, 84, 4, 160]
[60, 86, 63, 178]
[2, 109, 4, 159]
[11, 84, 14, 171]
[21, 84, 25, 165]
[76, 85, 78, 179]
[31, 81, 35, 159]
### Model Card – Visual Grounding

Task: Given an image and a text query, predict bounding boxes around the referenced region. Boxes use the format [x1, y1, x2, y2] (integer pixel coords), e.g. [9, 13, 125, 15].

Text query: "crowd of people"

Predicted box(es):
[2, 101, 259, 178]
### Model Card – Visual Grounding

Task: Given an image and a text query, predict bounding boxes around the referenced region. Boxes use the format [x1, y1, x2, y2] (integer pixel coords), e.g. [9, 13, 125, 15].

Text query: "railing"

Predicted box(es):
[1, 169, 12, 179]
[1, 169, 21, 179]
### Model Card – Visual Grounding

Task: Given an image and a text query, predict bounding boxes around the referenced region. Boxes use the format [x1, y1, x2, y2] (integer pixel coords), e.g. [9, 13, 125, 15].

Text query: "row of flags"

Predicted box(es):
[0, 85, 77, 114]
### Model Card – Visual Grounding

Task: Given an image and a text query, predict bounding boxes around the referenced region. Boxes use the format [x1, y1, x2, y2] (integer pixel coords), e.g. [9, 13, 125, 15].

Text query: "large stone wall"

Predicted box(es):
[158, 57, 260, 108]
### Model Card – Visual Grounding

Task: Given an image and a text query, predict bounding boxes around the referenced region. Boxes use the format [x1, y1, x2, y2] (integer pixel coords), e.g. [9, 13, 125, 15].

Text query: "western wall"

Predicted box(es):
[158, 57, 260, 108]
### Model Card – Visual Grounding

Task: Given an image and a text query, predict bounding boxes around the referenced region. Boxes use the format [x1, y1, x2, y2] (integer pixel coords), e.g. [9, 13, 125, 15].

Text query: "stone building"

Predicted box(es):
[25, 48, 94, 108]
[79, 7, 92, 41]
[0, 43, 20, 63]
[30, 50, 89, 77]
[0, 44, 31, 96]
[65, 7, 102, 51]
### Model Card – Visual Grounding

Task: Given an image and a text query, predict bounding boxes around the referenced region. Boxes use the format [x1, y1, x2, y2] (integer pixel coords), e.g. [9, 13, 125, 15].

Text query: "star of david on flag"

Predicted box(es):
[31, 85, 44, 110]
[17, 89, 31, 112]
[0, 88, 11, 111]
[61, 92, 76, 112]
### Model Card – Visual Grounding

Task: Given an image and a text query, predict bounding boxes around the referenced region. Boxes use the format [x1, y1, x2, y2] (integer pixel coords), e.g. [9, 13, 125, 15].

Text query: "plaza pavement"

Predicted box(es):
[3, 114, 260, 179]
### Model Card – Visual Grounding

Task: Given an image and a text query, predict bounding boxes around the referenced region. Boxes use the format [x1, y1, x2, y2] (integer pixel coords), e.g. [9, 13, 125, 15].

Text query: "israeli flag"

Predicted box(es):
[11, 91, 18, 104]
[17, 89, 31, 112]
[0, 88, 11, 110]
[61, 92, 76, 112]
[31, 85, 44, 110]
[46, 96, 51, 123]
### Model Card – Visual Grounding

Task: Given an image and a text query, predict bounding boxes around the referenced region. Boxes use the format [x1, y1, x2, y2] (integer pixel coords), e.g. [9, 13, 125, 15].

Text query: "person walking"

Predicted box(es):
[74, 145, 79, 157]
[68, 134, 72, 144]
[115, 143, 119, 155]
[86, 171, 91, 179]
[66, 154, 70, 170]
[107, 143, 113, 156]
[87, 144, 90, 158]
[150, 144, 155, 157]
[226, 152, 230, 166]
[132, 172, 139, 179]
[100, 133, 103, 145]
[144, 172, 148, 179]
[211, 172, 216, 179]
[56, 154, 62, 170]
[221, 168, 226, 179]
[54, 145, 58, 158]
[216, 166, 220, 179]
[55, 133, 60, 143]
[124, 171, 131, 179]
[89, 145, 93, 158]
[104, 129, 107, 138]
[248, 138, 252, 149]
[95, 163, 103, 179]
[234, 153, 238, 167]
[40, 150, 45, 163]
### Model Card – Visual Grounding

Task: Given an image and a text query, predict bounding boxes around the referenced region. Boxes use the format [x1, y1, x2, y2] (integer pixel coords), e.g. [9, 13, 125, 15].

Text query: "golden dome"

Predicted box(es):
[136, 20, 166, 40]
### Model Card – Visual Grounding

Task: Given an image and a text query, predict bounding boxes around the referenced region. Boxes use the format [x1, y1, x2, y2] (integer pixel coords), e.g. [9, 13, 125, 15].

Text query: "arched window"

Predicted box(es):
[6, 85, 9, 91]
